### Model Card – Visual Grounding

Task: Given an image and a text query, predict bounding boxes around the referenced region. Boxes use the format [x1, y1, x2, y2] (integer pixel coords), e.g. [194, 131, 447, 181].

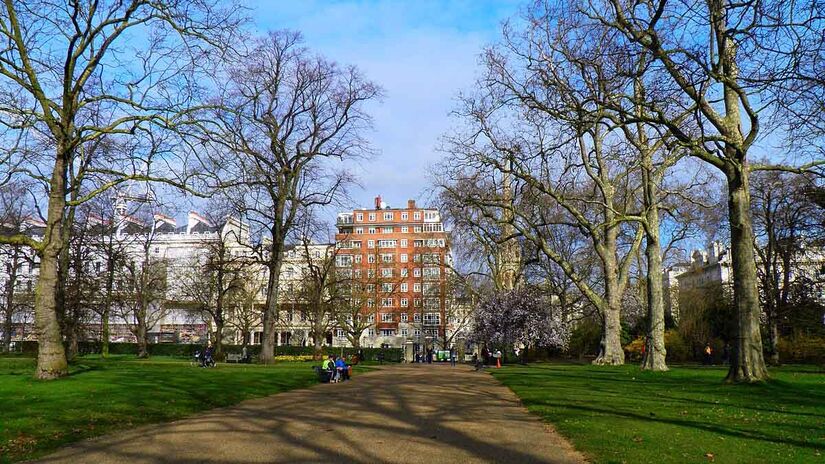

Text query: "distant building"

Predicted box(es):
[334, 196, 452, 358]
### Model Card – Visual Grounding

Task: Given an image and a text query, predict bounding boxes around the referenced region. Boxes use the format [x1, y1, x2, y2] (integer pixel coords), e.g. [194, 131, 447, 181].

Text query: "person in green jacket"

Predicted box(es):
[321, 355, 335, 382]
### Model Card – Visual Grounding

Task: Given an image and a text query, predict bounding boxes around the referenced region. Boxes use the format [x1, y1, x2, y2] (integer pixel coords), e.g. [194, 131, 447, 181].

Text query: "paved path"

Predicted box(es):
[37, 364, 585, 464]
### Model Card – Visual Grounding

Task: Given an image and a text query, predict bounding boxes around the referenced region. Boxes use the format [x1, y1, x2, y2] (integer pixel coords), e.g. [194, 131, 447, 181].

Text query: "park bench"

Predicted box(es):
[226, 353, 244, 363]
[313, 366, 332, 383]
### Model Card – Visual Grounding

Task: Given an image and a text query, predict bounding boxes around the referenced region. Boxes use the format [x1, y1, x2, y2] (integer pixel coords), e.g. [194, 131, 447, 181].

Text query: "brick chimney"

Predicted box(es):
[375, 195, 382, 210]
[407, 199, 416, 209]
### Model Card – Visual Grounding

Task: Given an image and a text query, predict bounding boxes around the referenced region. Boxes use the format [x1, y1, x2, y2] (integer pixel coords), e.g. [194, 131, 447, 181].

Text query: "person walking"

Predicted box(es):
[703, 343, 713, 366]
[450, 348, 456, 367]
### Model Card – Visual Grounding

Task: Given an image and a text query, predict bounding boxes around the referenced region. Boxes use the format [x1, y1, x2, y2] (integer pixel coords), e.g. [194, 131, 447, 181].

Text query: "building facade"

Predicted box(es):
[334, 197, 451, 357]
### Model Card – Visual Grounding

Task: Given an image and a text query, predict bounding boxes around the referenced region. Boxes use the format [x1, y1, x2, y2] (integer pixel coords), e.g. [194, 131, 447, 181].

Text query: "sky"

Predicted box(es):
[249, 0, 522, 216]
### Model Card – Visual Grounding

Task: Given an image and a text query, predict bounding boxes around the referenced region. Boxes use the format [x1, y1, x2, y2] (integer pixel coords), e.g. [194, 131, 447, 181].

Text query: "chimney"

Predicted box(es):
[375, 195, 382, 210]
[407, 199, 416, 209]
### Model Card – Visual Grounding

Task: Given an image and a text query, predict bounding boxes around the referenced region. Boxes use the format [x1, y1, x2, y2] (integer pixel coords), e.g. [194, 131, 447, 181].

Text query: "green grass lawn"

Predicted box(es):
[491, 363, 825, 464]
[0, 355, 322, 463]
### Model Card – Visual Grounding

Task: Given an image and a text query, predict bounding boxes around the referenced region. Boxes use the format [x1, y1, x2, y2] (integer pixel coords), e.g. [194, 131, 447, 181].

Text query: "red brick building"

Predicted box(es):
[335, 197, 450, 354]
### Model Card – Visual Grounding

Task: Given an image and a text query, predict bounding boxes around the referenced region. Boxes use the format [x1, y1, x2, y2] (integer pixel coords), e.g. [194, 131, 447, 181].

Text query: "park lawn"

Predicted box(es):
[491, 363, 825, 464]
[0, 356, 320, 463]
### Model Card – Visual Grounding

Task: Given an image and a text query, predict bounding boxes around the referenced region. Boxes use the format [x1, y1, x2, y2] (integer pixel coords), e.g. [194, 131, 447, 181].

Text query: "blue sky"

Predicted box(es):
[249, 0, 522, 214]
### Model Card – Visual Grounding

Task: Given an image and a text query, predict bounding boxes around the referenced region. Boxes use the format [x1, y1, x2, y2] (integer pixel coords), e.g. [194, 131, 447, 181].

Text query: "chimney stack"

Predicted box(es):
[375, 195, 382, 210]
[407, 199, 416, 209]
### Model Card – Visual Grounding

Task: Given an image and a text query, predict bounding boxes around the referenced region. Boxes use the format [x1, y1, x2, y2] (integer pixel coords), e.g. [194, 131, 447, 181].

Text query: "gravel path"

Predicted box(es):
[36, 364, 585, 463]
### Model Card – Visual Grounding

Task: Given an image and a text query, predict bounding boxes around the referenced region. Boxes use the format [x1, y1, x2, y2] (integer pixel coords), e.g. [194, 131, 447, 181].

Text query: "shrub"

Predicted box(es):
[777, 334, 825, 364]
[623, 336, 645, 362]
[664, 330, 692, 362]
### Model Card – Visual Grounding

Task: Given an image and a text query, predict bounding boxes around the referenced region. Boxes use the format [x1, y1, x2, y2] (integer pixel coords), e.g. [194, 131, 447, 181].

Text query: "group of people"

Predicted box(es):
[321, 354, 351, 383]
[195, 343, 215, 368]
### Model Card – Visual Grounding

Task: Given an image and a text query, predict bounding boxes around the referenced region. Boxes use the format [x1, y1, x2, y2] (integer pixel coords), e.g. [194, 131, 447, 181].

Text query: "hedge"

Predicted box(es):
[14, 341, 403, 362]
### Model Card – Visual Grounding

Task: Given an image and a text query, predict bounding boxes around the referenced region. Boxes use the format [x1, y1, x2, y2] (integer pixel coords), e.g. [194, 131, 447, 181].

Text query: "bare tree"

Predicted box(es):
[0, 183, 36, 351]
[588, 0, 825, 382]
[200, 31, 379, 363]
[111, 206, 169, 358]
[751, 170, 824, 364]
[175, 218, 249, 360]
[0, 1, 243, 378]
[441, 11, 646, 365]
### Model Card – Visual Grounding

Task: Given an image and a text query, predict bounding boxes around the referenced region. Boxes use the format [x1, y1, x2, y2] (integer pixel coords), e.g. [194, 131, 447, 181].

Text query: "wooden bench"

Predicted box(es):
[226, 353, 244, 363]
[313, 366, 332, 383]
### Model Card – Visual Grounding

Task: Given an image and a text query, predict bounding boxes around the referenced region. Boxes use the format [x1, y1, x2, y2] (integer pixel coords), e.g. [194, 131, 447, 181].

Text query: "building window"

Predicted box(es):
[414, 329, 421, 337]
[423, 267, 440, 278]
[415, 299, 422, 307]
[378, 240, 397, 248]
[414, 226, 422, 233]
[367, 300, 374, 309]
[414, 283, 421, 292]
[400, 283, 408, 292]
[401, 212, 408, 220]
[381, 268, 393, 277]
[381, 298, 394, 308]
[413, 268, 421, 277]
[381, 254, 394, 263]
[354, 255, 362, 264]
[336, 329, 344, 338]
[414, 212, 421, 220]
[401, 298, 409, 307]
[424, 313, 441, 324]
[414, 313, 421, 322]
[355, 227, 363, 234]
[368, 329, 375, 337]
[367, 240, 375, 248]
[400, 253, 408, 263]
[368, 255, 376, 263]
[383, 212, 394, 220]
[401, 328, 408, 336]
[401, 268, 409, 277]
[381, 329, 395, 337]
[424, 211, 438, 221]
[368, 213, 376, 221]
[382, 283, 393, 292]
[356, 213, 364, 222]
[368, 227, 376, 234]
[401, 226, 408, 233]
[401, 312, 408, 322]
[381, 313, 393, 322]
[400, 239, 408, 248]
[367, 313, 375, 322]
[368, 269, 375, 278]
[383, 227, 393, 233]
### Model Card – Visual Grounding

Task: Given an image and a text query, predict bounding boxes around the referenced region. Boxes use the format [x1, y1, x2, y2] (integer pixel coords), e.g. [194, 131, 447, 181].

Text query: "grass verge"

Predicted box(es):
[0, 355, 320, 463]
[490, 363, 825, 464]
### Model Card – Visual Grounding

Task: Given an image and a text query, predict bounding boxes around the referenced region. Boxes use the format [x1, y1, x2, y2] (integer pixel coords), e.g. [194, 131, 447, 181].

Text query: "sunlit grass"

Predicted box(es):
[492, 363, 825, 464]
[0, 355, 318, 463]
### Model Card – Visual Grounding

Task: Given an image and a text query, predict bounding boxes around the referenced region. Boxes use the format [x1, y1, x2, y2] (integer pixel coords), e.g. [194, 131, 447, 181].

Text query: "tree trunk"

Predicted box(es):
[593, 227, 625, 366]
[213, 320, 224, 361]
[2, 251, 19, 352]
[724, 167, 769, 382]
[768, 319, 779, 365]
[34, 154, 70, 379]
[259, 237, 285, 364]
[101, 252, 115, 358]
[136, 306, 149, 358]
[136, 321, 149, 358]
[594, 304, 624, 365]
[641, 164, 668, 371]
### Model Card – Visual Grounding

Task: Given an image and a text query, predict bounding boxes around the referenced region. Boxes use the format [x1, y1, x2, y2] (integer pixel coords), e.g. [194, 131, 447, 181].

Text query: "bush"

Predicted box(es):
[567, 318, 601, 358]
[777, 334, 825, 364]
[664, 330, 692, 362]
[18, 341, 404, 363]
[624, 336, 645, 362]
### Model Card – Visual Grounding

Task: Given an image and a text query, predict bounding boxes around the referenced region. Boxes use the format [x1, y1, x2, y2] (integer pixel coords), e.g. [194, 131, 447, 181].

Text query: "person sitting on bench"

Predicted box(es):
[322, 355, 335, 382]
